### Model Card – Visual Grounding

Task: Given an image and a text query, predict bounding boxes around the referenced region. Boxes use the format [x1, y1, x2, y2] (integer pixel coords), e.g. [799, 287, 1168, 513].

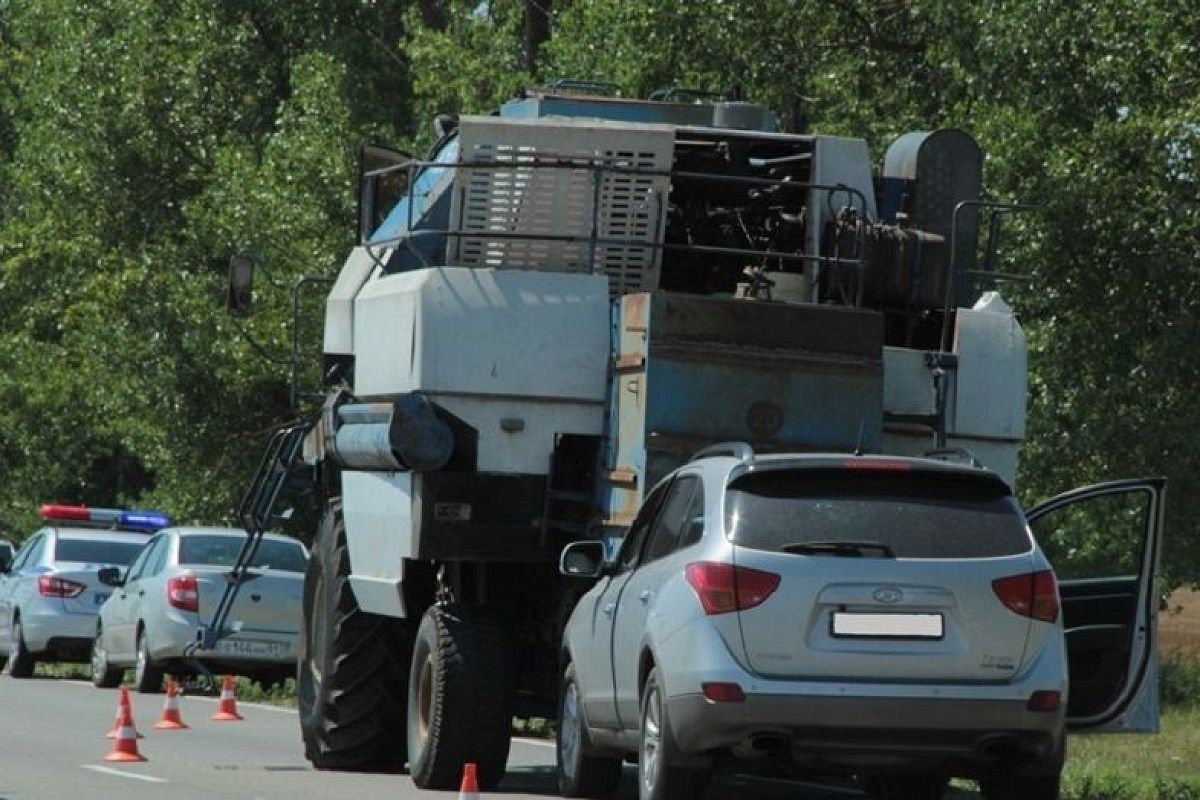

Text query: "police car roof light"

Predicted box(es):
[39, 504, 172, 532]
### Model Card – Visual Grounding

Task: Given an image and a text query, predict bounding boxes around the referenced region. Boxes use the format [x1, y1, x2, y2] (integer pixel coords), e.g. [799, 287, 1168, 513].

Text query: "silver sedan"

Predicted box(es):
[91, 527, 307, 693]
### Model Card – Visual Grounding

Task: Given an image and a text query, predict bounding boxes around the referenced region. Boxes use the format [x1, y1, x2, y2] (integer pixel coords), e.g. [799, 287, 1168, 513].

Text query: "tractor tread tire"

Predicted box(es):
[300, 501, 411, 771]
[407, 603, 516, 790]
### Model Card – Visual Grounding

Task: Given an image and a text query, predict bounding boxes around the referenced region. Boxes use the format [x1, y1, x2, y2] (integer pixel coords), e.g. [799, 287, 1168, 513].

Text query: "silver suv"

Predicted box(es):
[557, 447, 1164, 800]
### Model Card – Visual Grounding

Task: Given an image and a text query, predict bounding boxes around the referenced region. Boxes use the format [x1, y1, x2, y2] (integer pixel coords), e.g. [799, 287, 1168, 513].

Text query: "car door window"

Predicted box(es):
[124, 539, 159, 584]
[614, 483, 670, 574]
[8, 535, 42, 573]
[146, 537, 170, 577]
[642, 476, 699, 564]
[678, 481, 706, 549]
[20, 535, 47, 570]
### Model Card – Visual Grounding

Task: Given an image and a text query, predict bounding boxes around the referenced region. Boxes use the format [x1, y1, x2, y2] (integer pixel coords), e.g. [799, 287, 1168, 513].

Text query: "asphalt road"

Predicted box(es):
[0, 675, 869, 800]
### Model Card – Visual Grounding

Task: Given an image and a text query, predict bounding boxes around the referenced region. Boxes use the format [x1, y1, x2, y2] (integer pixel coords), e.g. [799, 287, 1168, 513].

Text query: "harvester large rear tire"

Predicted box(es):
[406, 603, 516, 790]
[299, 501, 411, 770]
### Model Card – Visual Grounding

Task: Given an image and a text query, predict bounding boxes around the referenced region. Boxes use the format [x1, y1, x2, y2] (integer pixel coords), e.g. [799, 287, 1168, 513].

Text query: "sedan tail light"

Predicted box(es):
[166, 574, 200, 613]
[992, 570, 1059, 623]
[685, 562, 780, 615]
[37, 575, 86, 598]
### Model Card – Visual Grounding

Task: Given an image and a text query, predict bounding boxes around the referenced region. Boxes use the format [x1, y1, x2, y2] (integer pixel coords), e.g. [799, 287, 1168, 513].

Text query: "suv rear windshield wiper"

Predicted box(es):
[781, 541, 896, 558]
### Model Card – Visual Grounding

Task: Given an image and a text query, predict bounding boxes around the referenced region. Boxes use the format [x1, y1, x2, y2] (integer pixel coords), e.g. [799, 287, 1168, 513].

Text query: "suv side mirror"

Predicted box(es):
[559, 540, 608, 579]
[97, 567, 124, 587]
[226, 253, 255, 316]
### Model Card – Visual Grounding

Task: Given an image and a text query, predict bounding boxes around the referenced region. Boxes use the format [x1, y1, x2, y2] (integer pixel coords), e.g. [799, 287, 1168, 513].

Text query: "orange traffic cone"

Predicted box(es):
[105, 696, 147, 762]
[106, 686, 144, 739]
[458, 762, 480, 800]
[211, 675, 243, 721]
[154, 679, 189, 730]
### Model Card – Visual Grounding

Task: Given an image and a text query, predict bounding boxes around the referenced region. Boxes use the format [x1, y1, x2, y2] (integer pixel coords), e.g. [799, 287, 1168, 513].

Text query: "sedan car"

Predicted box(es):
[91, 527, 307, 693]
[556, 445, 1164, 800]
[0, 505, 166, 677]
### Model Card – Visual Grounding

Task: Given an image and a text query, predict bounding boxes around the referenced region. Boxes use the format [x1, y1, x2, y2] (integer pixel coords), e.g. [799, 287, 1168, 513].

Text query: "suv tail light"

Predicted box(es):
[992, 570, 1059, 623]
[37, 575, 86, 598]
[167, 574, 200, 613]
[685, 562, 780, 615]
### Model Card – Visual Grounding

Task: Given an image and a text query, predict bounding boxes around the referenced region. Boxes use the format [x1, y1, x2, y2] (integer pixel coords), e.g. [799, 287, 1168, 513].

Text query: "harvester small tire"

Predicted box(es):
[407, 603, 516, 790]
[299, 501, 411, 770]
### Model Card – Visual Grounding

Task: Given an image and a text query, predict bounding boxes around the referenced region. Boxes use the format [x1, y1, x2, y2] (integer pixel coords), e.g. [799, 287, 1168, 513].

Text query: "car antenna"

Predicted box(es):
[853, 420, 867, 456]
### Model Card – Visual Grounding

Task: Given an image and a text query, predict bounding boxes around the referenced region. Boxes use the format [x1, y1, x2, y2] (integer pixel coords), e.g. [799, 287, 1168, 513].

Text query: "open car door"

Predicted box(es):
[1026, 478, 1166, 733]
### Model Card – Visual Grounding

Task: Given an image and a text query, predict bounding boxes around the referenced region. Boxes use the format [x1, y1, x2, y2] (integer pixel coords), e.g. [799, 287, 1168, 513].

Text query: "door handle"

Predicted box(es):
[639, 590, 651, 604]
[137, 590, 145, 597]
[601, 603, 616, 617]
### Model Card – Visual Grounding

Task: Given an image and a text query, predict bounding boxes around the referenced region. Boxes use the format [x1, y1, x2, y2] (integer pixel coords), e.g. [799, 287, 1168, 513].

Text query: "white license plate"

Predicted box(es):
[214, 639, 286, 659]
[93, 592, 110, 606]
[832, 612, 944, 639]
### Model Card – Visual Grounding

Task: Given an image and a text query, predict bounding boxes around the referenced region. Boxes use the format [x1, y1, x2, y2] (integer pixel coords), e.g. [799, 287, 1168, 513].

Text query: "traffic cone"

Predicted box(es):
[106, 686, 144, 739]
[458, 762, 480, 800]
[153, 679, 189, 730]
[105, 696, 147, 762]
[211, 675, 243, 721]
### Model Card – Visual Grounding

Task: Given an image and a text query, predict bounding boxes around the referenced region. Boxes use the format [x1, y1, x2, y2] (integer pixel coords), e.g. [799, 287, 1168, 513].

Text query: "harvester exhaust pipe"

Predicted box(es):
[331, 394, 454, 472]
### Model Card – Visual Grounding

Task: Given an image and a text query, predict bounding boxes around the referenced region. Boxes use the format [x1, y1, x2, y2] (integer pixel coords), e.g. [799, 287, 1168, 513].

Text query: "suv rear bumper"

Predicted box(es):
[667, 692, 1063, 774]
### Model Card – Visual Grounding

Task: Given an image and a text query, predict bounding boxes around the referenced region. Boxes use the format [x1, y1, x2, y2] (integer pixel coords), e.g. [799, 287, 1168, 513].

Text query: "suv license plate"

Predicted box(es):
[832, 612, 943, 639]
[214, 639, 286, 659]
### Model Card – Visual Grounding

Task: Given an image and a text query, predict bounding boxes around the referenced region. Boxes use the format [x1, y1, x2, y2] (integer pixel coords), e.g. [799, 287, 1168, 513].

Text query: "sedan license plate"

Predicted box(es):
[93, 592, 110, 606]
[214, 639, 286, 659]
[832, 612, 943, 640]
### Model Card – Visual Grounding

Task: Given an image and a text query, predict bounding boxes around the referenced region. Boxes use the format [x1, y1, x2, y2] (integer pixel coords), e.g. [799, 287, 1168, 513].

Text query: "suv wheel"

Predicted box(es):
[91, 628, 123, 688]
[638, 668, 707, 800]
[8, 619, 36, 678]
[557, 662, 622, 797]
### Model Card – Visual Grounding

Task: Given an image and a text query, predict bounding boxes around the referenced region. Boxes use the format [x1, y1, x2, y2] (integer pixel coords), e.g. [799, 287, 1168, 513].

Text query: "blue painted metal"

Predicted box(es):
[601, 293, 885, 529]
[369, 137, 460, 268]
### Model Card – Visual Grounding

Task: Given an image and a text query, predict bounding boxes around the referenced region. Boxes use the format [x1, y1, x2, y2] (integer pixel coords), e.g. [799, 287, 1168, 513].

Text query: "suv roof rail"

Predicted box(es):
[691, 442, 755, 464]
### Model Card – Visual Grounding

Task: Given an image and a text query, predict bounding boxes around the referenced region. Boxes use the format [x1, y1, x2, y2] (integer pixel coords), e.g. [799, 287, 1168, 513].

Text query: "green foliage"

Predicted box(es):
[1160, 655, 1200, 709]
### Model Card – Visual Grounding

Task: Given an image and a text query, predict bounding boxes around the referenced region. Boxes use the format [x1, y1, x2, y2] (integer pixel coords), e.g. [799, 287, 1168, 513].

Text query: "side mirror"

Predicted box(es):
[559, 540, 608, 579]
[226, 253, 255, 316]
[97, 567, 124, 587]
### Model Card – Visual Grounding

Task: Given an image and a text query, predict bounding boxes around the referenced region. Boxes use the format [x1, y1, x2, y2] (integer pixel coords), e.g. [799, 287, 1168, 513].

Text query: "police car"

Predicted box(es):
[0, 504, 169, 677]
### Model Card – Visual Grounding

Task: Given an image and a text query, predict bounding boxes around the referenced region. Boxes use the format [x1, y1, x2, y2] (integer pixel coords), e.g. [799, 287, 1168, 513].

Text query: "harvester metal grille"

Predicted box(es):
[450, 118, 674, 295]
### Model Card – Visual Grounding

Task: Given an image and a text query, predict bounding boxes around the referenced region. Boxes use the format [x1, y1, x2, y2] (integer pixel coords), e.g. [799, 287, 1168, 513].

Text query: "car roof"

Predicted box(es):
[162, 526, 302, 544]
[685, 451, 1012, 493]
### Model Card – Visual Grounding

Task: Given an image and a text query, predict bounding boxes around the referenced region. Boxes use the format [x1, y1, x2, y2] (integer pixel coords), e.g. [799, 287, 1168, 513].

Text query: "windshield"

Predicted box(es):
[726, 469, 1031, 559]
[55, 538, 146, 565]
[179, 535, 308, 573]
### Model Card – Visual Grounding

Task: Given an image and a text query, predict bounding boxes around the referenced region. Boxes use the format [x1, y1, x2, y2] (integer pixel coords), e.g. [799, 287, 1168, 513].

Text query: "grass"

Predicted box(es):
[32, 661, 297, 707]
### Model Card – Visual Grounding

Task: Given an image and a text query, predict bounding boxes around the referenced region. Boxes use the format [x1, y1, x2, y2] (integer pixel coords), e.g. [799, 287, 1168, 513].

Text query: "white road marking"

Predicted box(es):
[81, 764, 169, 783]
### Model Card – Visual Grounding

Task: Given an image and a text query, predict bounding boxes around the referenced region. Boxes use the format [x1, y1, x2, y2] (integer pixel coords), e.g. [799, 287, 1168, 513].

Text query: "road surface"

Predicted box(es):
[0, 675, 871, 799]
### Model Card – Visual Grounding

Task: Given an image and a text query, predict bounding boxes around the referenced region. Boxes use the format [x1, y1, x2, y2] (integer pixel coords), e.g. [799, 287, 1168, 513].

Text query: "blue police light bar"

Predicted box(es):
[118, 510, 172, 532]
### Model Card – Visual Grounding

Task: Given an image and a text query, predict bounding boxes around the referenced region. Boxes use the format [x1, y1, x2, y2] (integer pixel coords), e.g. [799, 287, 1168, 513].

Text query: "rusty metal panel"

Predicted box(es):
[603, 293, 884, 530]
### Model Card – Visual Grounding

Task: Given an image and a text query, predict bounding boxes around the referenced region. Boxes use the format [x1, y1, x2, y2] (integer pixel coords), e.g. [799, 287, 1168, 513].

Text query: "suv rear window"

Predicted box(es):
[726, 469, 1031, 559]
[55, 538, 146, 565]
